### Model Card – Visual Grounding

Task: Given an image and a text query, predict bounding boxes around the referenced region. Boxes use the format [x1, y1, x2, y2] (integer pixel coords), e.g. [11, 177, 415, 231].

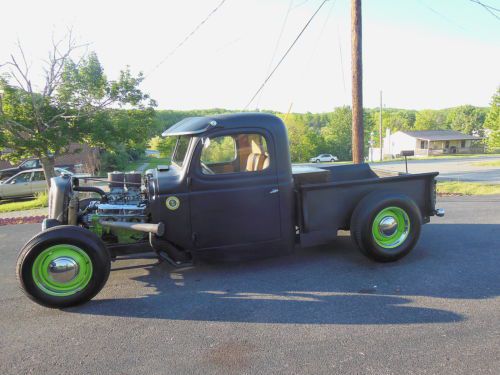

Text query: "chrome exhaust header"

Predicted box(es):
[100, 221, 165, 236]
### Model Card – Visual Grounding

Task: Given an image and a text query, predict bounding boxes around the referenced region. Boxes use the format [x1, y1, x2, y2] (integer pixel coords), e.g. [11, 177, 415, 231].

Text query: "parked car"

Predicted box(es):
[0, 168, 70, 200]
[0, 159, 75, 181]
[15, 113, 444, 308]
[310, 154, 338, 163]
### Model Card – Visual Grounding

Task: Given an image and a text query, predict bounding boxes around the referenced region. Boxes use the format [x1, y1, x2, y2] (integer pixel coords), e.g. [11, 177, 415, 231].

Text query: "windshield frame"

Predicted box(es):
[171, 136, 192, 168]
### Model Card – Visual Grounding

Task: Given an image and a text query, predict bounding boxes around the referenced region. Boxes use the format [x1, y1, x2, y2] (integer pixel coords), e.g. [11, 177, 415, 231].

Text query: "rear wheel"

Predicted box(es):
[16, 226, 111, 308]
[350, 193, 422, 262]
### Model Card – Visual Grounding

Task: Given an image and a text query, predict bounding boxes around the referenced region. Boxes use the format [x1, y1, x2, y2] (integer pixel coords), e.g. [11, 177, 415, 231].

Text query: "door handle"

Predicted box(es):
[270, 188, 279, 194]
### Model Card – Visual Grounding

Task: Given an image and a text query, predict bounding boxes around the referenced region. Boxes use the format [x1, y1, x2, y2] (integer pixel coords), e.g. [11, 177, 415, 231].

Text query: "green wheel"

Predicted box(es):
[350, 193, 422, 262]
[371, 207, 410, 249]
[17, 226, 111, 308]
[32, 244, 93, 297]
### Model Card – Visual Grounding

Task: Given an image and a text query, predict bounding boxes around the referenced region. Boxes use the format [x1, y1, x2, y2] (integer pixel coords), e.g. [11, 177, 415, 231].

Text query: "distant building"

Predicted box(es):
[383, 130, 484, 157]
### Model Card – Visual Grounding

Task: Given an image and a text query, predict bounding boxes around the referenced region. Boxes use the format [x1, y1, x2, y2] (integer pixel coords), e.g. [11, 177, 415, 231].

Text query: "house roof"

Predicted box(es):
[400, 130, 482, 141]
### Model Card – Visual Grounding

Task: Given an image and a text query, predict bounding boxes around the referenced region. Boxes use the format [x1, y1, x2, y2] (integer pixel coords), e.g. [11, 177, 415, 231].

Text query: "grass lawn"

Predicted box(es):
[472, 160, 500, 167]
[437, 182, 500, 196]
[0, 193, 48, 213]
[141, 157, 171, 170]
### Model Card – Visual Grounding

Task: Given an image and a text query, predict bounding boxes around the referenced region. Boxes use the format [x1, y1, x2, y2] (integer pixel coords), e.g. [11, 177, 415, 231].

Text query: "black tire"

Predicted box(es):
[16, 225, 111, 308]
[350, 193, 422, 262]
[315, 159, 320, 163]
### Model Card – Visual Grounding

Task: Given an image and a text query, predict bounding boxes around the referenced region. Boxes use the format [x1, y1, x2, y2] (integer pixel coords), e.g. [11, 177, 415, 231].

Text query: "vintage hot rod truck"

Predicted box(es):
[16, 113, 444, 308]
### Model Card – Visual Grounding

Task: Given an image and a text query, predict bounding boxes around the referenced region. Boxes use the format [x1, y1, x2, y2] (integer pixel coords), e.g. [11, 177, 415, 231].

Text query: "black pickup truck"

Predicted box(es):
[16, 113, 444, 308]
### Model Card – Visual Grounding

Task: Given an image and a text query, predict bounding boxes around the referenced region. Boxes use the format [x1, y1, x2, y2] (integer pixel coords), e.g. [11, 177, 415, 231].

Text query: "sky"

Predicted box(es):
[1, 0, 499, 113]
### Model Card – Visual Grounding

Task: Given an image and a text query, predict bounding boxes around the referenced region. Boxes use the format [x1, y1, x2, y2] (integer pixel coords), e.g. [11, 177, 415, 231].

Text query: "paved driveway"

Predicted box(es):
[0, 197, 499, 374]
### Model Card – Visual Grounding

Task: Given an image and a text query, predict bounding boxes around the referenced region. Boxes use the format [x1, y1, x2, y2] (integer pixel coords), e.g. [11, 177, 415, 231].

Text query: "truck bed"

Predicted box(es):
[293, 163, 438, 247]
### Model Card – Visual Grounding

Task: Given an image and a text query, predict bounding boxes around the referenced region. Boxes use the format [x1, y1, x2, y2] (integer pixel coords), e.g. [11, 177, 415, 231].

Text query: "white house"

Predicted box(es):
[382, 130, 484, 157]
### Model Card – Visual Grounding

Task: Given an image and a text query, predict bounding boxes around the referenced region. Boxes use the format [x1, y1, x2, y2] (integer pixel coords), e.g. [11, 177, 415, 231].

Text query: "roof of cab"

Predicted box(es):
[161, 112, 283, 137]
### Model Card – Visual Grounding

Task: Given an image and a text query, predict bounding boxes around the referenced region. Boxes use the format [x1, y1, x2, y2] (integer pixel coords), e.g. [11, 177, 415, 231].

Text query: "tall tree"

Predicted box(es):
[321, 107, 353, 161]
[484, 87, 500, 150]
[446, 105, 486, 136]
[0, 33, 155, 186]
[414, 110, 449, 131]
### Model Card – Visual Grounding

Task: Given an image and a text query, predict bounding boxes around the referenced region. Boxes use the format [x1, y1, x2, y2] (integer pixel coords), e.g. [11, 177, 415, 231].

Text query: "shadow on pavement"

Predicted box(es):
[71, 223, 500, 325]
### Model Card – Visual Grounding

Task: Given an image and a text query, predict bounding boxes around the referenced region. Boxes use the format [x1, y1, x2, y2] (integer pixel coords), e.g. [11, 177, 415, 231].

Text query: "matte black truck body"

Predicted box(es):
[16, 112, 443, 308]
[146, 113, 438, 257]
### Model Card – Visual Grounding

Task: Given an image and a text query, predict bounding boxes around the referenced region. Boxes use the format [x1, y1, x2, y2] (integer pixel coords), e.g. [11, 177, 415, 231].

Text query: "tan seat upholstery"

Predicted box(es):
[245, 140, 269, 171]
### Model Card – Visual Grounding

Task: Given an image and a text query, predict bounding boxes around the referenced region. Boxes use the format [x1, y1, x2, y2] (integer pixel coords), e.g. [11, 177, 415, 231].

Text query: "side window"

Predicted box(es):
[13, 172, 31, 183]
[201, 136, 236, 164]
[200, 133, 270, 175]
[32, 171, 46, 181]
[22, 160, 38, 169]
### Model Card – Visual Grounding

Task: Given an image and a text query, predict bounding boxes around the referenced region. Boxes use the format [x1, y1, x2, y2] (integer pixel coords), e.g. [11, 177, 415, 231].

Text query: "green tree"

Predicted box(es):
[446, 105, 486, 136]
[0, 35, 155, 186]
[280, 114, 320, 162]
[485, 87, 500, 150]
[414, 110, 449, 131]
[320, 107, 353, 161]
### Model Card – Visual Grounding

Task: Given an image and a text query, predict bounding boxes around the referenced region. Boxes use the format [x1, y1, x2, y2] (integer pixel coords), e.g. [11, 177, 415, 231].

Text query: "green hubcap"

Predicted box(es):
[372, 206, 410, 249]
[32, 244, 93, 296]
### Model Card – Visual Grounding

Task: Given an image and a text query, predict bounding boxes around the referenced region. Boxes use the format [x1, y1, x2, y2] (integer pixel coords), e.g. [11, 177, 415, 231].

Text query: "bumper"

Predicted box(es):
[434, 208, 445, 217]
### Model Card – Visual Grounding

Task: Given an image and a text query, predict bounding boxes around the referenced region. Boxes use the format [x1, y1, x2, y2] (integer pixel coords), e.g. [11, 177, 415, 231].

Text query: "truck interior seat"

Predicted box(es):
[246, 140, 269, 171]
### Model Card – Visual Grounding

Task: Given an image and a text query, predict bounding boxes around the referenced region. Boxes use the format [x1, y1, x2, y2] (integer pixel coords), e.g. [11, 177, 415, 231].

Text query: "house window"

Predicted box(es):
[420, 140, 427, 149]
[445, 141, 450, 148]
[461, 140, 466, 148]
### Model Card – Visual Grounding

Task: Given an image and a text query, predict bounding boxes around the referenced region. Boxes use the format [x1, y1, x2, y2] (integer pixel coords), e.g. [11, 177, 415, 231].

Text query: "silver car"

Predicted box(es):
[309, 154, 339, 163]
[0, 168, 70, 200]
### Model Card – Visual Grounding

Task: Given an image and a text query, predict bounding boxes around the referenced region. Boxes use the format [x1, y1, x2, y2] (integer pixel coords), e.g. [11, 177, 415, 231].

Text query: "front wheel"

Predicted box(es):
[16, 226, 111, 308]
[350, 193, 422, 262]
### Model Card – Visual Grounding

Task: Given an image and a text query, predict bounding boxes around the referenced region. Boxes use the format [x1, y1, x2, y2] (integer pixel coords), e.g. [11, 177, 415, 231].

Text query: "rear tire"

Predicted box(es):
[16, 225, 111, 308]
[350, 193, 422, 262]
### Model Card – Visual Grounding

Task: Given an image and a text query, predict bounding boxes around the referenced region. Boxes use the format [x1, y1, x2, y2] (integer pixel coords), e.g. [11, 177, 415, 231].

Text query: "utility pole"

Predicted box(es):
[351, 0, 363, 164]
[379, 90, 383, 161]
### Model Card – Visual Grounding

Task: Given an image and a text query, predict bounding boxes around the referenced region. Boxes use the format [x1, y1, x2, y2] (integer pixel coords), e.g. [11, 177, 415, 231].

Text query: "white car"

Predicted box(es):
[309, 154, 338, 163]
[0, 168, 70, 200]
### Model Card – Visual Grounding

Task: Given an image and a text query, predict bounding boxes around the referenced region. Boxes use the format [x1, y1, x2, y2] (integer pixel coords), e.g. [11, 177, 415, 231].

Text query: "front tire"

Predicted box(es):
[16, 225, 111, 308]
[350, 193, 422, 262]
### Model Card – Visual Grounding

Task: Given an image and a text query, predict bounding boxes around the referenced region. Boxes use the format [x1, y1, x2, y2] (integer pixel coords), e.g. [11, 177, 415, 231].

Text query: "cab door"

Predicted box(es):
[189, 130, 281, 250]
[30, 171, 47, 195]
[6, 171, 32, 197]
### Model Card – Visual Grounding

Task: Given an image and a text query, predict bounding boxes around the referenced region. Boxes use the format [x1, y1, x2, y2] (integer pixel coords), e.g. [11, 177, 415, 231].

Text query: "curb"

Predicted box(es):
[0, 215, 47, 226]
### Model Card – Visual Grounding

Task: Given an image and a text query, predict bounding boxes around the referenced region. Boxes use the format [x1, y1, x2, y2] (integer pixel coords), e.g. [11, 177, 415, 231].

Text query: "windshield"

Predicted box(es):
[171, 136, 191, 167]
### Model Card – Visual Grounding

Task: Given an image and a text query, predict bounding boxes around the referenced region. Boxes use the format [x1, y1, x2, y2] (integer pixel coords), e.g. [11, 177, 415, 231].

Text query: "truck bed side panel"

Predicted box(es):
[299, 173, 436, 246]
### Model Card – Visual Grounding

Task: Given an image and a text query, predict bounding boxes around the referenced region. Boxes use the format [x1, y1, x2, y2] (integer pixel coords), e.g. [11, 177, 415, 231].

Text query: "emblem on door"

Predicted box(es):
[166, 196, 180, 210]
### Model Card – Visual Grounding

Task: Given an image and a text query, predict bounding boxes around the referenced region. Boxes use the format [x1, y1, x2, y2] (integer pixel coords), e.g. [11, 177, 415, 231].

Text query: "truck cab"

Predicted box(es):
[147, 113, 296, 258]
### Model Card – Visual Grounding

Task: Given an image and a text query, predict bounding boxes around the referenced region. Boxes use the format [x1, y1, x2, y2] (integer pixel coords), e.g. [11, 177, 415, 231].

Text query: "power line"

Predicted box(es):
[469, 0, 500, 20]
[244, 0, 330, 110]
[256, 0, 294, 109]
[289, 0, 337, 107]
[417, 0, 468, 31]
[144, 0, 228, 80]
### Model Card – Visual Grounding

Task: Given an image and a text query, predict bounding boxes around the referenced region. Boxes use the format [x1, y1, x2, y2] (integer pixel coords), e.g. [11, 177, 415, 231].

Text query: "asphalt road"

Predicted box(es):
[304, 155, 500, 183]
[0, 197, 499, 374]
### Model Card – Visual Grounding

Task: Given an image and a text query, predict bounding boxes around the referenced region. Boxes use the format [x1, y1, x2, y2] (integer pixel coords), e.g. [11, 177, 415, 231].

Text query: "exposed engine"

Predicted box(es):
[47, 171, 156, 245]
